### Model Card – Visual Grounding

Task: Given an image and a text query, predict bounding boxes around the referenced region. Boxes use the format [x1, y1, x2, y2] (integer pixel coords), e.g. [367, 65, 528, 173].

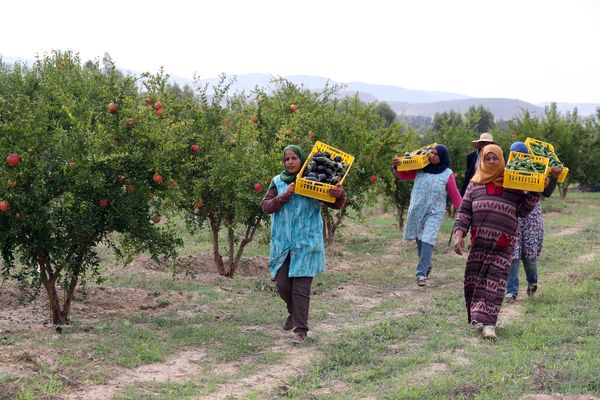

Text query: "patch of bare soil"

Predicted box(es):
[119, 252, 268, 278]
[61, 349, 208, 400]
[452, 383, 480, 400]
[0, 283, 189, 335]
[549, 227, 584, 237]
[576, 252, 597, 263]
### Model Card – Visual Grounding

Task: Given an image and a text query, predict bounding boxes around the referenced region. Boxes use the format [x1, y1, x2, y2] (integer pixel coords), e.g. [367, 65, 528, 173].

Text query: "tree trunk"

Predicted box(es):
[42, 277, 68, 325]
[208, 212, 226, 276]
[228, 217, 262, 277]
[322, 207, 344, 247]
[559, 183, 569, 198]
[37, 252, 67, 325]
[396, 203, 406, 230]
[61, 264, 81, 322]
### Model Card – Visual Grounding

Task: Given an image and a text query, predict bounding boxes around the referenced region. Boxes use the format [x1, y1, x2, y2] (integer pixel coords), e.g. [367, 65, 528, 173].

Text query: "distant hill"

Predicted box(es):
[539, 102, 599, 117]
[2, 56, 598, 118]
[386, 98, 546, 121]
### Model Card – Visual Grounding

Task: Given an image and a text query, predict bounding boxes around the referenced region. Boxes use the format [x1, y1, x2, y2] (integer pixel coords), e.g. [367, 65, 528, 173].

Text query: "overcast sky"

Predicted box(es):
[2, 0, 599, 104]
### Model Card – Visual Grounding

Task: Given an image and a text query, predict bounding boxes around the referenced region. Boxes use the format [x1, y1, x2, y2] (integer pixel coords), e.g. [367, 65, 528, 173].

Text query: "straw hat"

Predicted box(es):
[471, 132, 495, 148]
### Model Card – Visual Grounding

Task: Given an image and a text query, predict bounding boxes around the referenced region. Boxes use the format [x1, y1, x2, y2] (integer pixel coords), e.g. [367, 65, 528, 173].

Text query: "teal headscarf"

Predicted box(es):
[269, 145, 305, 189]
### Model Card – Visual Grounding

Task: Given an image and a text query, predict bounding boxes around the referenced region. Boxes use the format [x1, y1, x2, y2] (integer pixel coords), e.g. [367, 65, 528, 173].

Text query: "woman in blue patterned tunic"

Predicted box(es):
[453, 145, 541, 340]
[261, 145, 346, 344]
[393, 144, 462, 286]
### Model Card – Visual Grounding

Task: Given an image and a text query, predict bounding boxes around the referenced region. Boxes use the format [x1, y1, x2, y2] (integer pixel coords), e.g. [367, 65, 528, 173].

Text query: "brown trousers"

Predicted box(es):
[275, 253, 313, 334]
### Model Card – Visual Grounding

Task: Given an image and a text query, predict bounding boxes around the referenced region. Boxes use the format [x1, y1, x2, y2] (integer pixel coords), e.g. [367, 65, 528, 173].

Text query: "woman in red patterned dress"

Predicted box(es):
[452, 144, 541, 340]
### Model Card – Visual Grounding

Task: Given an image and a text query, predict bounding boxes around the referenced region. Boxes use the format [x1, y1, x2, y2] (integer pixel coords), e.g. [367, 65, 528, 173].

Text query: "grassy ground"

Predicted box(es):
[0, 192, 599, 400]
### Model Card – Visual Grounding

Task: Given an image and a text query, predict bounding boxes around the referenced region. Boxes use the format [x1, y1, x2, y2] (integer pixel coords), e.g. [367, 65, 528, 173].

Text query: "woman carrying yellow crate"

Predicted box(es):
[452, 144, 543, 340]
[392, 144, 462, 286]
[261, 144, 346, 345]
[505, 142, 563, 302]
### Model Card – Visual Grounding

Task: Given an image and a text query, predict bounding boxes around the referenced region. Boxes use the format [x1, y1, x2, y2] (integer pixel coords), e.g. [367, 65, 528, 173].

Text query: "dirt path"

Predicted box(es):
[6, 207, 600, 400]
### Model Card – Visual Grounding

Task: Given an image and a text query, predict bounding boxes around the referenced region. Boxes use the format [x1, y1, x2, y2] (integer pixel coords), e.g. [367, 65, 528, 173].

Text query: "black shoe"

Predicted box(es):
[527, 284, 538, 296]
[292, 331, 307, 344]
[282, 316, 294, 332]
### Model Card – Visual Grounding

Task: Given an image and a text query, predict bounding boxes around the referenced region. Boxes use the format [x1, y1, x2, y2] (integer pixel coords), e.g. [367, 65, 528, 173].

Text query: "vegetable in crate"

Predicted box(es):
[506, 156, 546, 173]
[303, 152, 347, 183]
[529, 143, 563, 167]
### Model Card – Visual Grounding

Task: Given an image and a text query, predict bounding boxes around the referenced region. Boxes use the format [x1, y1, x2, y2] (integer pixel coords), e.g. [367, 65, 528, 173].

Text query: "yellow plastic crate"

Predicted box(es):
[556, 167, 569, 183]
[524, 137, 568, 183]
[524, 137, 555, 153]
[503, 151, 549, 192]
[295, 141, 354, 203]
[395, 143, 436, 171]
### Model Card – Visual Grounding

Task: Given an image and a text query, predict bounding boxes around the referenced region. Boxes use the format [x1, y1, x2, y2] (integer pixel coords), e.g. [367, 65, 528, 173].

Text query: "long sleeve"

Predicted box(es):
[542, 176, 558, 198]
[395, 169, 417, 181]
[446, 173, 462, 209]
[261, 187, 291, 215]
[460, 151, 477, 196]
[326, 189, 347, 209]
[454, 183, 474, 235]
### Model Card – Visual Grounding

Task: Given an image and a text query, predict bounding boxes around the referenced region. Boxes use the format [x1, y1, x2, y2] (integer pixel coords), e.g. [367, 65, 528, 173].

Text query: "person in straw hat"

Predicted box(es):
[460, 132, 496, 196]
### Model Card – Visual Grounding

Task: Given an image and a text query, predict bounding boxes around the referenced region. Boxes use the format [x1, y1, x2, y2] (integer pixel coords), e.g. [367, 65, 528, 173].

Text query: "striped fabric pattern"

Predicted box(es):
[455, 182, 540, 325]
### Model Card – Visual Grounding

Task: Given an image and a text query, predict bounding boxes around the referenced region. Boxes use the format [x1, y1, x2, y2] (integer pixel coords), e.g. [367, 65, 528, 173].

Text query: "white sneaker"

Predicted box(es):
[482, 325, 497, 340]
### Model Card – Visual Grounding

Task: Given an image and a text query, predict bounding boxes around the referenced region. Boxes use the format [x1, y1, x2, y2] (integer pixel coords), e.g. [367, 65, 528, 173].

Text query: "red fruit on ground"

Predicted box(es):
[190, 144, 200, 153]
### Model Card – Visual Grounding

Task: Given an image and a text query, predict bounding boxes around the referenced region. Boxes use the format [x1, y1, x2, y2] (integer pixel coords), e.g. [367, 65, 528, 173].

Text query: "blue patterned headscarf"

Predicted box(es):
[423, 144, 450, 174]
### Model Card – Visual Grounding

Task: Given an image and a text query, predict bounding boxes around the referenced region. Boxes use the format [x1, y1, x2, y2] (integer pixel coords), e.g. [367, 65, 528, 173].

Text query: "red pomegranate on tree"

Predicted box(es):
[193, 198, 205, 209]
[6, 153, 21, 167]
[0, 200, 9, 213]
[254, 183, 263, 193]
[369, 175, 378, 184]
[152, 173, 163, 184]
[289, 104, 298, 113]
[108, 102, 119, 113]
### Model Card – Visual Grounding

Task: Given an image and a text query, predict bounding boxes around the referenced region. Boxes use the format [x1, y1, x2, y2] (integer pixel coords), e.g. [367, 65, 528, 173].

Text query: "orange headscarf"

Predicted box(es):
[471, 144, 505, 187]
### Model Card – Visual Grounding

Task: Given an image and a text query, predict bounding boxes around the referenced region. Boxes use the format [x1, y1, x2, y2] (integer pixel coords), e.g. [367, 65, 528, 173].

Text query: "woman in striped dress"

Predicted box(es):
[452, 145, 541, 340]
